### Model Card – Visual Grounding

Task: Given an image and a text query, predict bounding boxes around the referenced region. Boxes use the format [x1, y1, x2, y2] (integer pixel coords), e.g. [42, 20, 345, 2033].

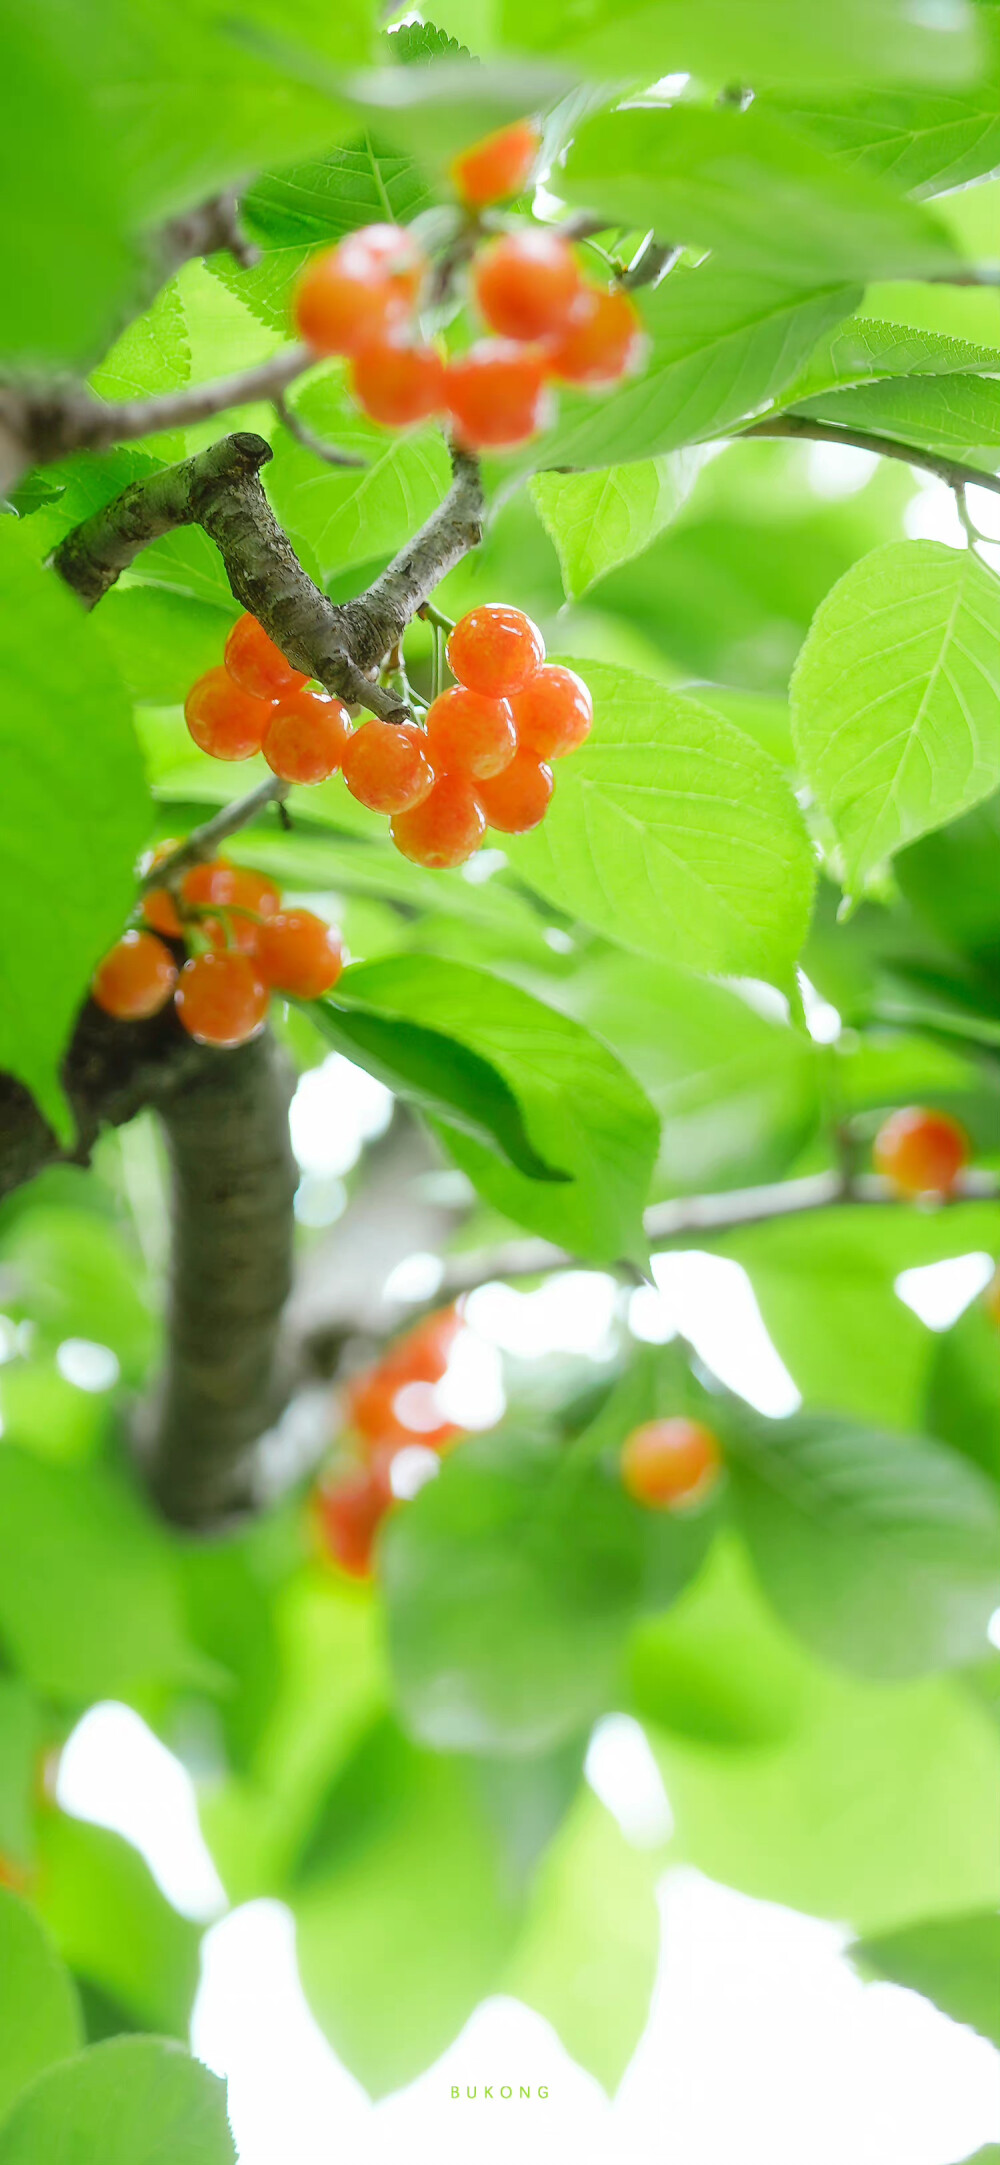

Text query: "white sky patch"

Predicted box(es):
[382, 1251, 445, 1304]
[56, 1702, 226, 1922]
[903, 476, 965, 545]
[464, 1271, 621, 1361]
[388, 1444, 440, 1501]
[435, 1328, 507, 1430]
[462, 848, 507, 884]
[585, 1714, 674, 1848]
[55, 1338, 121, 1392]
[290, 1055, 393, 1178]
[895, 1253, 995, 1331]
[643, 1252, 801, 1417]
[798, 972, 842, 1045]
[806, 441, 878, 499]
[987, 1608, 1000, 1651]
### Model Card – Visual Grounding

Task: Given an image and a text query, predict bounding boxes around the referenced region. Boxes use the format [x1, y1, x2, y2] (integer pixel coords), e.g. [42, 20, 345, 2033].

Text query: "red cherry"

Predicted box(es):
[390, 772, 487, 869]
[621, 1418, 722, 1511]
[314, 1461, 393, 1578]
[446, 604, 545, 699]
[511, 663, 592, 757]
[873, 1107, 970, 1198]
[224, 615, 306, 701]
[140, 839, 184, 939]
[547, 285, 645, 387]
[425, 685, 517, 781]
[174, 951, 270, 1047]
[476, 748, 553, 833]
[444, 341, 552, 451]
[474, 232, 582, 342]
[92, 930, 177, 1020]
[342, 718, 436, 814]
[262, 690, 352, 785]
[185, 668, 274, 762]
[255, 910, 344, 1000]
[294, 225, 424, 356]
[450, 119, 541, 208]
[183, 862, 281, 917]
[350, 337, 446, 428]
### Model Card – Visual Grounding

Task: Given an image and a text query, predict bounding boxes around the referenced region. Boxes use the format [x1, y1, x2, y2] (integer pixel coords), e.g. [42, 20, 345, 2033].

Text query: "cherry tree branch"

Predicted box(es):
[743, 412, 1000, 497]
[52, 429, 484, 722]
[431, 1167, 1000, 1300]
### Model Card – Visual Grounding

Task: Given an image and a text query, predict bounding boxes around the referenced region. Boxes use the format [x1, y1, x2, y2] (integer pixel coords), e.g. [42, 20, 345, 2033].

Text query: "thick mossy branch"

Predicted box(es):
[137, 1031, 299, 1528]
[53, 431, 484, 721]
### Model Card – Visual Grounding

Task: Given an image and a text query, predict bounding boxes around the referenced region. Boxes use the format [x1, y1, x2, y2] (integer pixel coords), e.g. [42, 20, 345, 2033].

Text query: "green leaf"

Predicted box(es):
[551, 951, 820, 1197]
[89, 282, 191, 407]
[0, 1207, 156, 1383]
[522, 263, 859, 473]
[383, 1363, 717, 1754]
[96, 590, 237, 705]
[720, 1400, 1000, 1680]
[332, 954, 658, 1263]
[316, 1002, 568, 1182]
[531, 454, 699, 602]
[853, 1912, 1000, 2045]
[213, 135, 435, 333]
[0, 2037, 236, 2165]
[778, 312, 1000, 406]
[388, 19, 470, 65]
[725, 1205, 1000, 1429]
[925, 1297, 1000, 1489]
[791, 541, 1000, 890]
[769, 85, 1000, 201]
[292, 1719, 516, 2096]
[0, 524, 149, 1135]
[503, 1794, 659, 2093]
[266, 368, 451, 582]
[0, 16, 135, 366]
[0, 1684, 43, 1873]
[629, 1535, 812, 1749]
[508, 662, 815, 988]
[561, 106, 958, 288]
[795, 372, 1000, 462]
[0, 1450, 206, 1706]
[648, 1565, 1000, 1933]
[0, 1890, 81, 2126]
[497, 0, 982, 88]
[35, 1816, 202, 2041]
[895, 787, 1000, 967]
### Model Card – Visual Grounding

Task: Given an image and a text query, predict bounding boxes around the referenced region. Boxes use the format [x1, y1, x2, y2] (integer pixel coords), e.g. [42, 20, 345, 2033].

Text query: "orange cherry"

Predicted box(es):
[621, 1418, 723, 1511]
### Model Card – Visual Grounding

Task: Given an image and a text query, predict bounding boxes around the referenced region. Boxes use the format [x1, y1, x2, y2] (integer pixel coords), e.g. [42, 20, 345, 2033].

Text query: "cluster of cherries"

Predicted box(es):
[91, 853, 343, 1049]
[293, 118, 645, 450]
[314, 1302, 465, 1577]
[314, 1304, 727, 1583]
[183, 603, 592, 871]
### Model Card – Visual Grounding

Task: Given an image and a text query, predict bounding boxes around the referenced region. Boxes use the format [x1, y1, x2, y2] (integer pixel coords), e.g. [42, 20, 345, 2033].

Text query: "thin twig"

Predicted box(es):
[436, 1167, 1000, 1297]
[621, 235, 682, 291]
[274, 389, 367, 468]
[0, 348, 313, 490]
[743, 413, 1000, 498]
[140, 781, 291, 895]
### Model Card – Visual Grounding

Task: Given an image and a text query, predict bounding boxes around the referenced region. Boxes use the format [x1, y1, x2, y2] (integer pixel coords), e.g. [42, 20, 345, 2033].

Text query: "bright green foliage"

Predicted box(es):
[0, 1452, 207, 1706]
[503, 1794, 660, 2092]
[532, 455, 700, 600]
[329, 954, 659, 1261]
[0, 522, 148, 1134]
[0, 2037, 236, 2165]
[521, 265, 859, 473]
[854, 1911, 1000, 2045]
[498, 0, 983, 86]
[562, 106, 958, 287]
[721, 1400, 1000, 1679]
[791, 541, 1000, 888]
[6, 0, 1000, 2136]
[510, 662, 814, 987]
[0, 1893, 81, 2126]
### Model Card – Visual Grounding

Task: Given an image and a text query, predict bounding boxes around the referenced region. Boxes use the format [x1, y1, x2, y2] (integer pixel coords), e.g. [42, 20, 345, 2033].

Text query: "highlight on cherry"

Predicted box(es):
[290, 118, 646, 451]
